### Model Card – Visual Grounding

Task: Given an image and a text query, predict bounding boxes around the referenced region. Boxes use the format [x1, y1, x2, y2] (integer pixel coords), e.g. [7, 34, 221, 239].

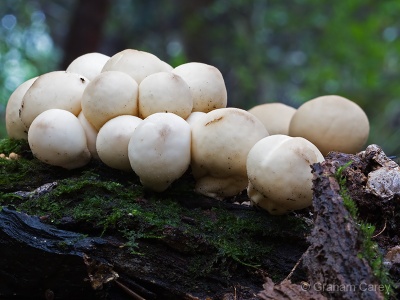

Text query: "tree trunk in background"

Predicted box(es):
[61, 0, 110, 69]
[180, 0, 217, 64]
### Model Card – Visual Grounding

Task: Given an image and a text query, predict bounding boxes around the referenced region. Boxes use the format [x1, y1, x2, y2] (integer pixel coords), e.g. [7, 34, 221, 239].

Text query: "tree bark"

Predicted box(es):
[61, 0, 111, 69]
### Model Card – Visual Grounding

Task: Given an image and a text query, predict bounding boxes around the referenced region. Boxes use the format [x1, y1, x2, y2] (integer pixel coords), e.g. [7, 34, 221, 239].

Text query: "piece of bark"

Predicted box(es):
[302, 153, 384, 300]
[0, 207, 105, 299]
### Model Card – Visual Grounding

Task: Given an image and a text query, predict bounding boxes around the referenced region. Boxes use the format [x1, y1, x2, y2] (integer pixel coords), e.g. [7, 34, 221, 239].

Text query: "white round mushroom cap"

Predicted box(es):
[96, 115, 142, 171]
[81, 71, 139, 131]
[5, 77, 37, 140]
[101, 49, 171, 84]
[185, 111, 206, 127]
[191, 107, 268, 199]
[248, 102, 296, 135]
[172, 62, 227, 113]
[247, 134, 324, 215]
[128, 112, 191, 192]
[28, 109, 91, 169]
[78, 111, 99, 160]
[66, 52, 110, 81]
[289, 95, 370, 156]
[20, 71, 89, 129]
[138, 72, 193, 119]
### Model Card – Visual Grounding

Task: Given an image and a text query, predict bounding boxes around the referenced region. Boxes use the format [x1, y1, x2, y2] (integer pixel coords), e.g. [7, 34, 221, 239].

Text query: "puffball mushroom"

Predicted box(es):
[185, 111, 206, 127]
[101, 49, 172, 84]
[78, 112, 99, 160]
[28, 109, 91, 169]
[66, 52, 110, 81]
[247, 135, 324, 215]
[81, 71, 139, 131]
[96, 115, 142, 171]
[5, 77, 37, 139]
[289, 95, 370, 156]
[191, 107, 268, 199]
[138, 72, 193, 119]
[20, 71, 89, 129]
[128, 112, 191, 192]
[248, 102, 296, 135]
[172, 62, 227, 113]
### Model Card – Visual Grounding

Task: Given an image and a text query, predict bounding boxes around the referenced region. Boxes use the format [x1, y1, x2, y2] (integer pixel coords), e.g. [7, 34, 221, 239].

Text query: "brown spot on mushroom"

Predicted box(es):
[80, 77, 85, 83]
[205, 116, 223, 126]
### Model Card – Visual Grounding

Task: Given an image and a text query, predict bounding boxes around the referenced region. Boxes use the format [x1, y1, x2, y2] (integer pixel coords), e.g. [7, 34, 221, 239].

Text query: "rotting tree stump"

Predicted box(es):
[0, 140, 399, 300]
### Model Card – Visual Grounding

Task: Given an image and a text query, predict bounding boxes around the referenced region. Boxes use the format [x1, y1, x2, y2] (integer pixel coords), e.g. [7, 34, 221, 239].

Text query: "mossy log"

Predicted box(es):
[0, 140, 399, 299]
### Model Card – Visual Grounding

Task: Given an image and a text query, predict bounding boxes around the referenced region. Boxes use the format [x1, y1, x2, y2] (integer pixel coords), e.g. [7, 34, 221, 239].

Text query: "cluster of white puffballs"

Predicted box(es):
[5, 48, 370, 215]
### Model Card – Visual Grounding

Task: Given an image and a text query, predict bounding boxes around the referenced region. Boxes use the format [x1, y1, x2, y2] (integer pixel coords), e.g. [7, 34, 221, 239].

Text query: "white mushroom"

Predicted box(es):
[5, 77, 37, 139]
[248, 102, 297, 135]
[289, 95, 370, 156]
[96, 115, 142, 171]
[28, 109, 91, 169]
[191, 107, 268, 199]
[66, 52, 110, 81]
[247, 135, 324, 215]
[128, 112, 191, 192]
[172, 62, 227, 113]
[78, 111, 99, 160]
[101, 49, 172, 84]
[20, 71, 89, 129]
[138, 72, 193, 119]
[81, 71, 139, 131]
[185, 111, 206, 127]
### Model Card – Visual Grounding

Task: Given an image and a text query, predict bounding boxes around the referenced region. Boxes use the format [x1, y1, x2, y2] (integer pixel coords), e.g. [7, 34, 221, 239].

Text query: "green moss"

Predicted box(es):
[18, 171, 144, 225]
[335, 162, 395, 299]
[0, 149, 62, 191]
[0, 138, 29, 155]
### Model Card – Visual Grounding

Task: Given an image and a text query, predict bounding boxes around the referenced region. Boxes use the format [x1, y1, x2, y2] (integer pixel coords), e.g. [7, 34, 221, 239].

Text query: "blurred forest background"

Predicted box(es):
[1, 0, 400, 155]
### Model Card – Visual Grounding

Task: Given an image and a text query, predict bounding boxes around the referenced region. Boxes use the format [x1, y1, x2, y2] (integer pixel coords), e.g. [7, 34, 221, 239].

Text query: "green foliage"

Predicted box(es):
[335, 162, 395, 299]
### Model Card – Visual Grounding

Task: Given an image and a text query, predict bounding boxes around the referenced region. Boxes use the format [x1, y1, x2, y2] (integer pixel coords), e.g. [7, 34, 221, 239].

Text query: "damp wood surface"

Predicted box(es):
[0, 139, 399, 300]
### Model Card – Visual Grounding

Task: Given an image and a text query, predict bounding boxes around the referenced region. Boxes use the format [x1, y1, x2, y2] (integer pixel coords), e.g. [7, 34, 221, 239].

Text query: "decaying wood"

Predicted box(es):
[1, 144, 399, 299]
[0, 207, 102, 299]
[0, 201, 308, 299]
[303, 156, 383, 300]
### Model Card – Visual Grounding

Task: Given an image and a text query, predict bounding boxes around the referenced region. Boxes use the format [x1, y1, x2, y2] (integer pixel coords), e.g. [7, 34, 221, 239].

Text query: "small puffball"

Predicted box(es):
[191, 107, 268, 199]
[81, 71, 139, 131]
[138, 72, 193, 119]
[172, 62, 227, 113]
[101, 49, 172, 84]
[128, 113, 191, 192]
[5, 77, 37, 140]
[248, 102, 296, 135]
[20, 71, 89, 129]
[66, 52, 110, 81]
[8, 152, 19, 160]
[78, 112, 99, 160]
[247, 135, 324, 215]
[289, 95, 370, 156]
[28, 109, 91, 169]
[96, 115, 142, 171]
